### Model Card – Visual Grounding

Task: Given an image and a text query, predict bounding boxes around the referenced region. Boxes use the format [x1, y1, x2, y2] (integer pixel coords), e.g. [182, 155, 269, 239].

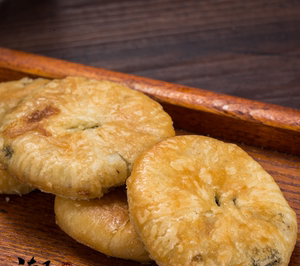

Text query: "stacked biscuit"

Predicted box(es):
[0, 77, 49, 195]
[0, 77, 297, 265]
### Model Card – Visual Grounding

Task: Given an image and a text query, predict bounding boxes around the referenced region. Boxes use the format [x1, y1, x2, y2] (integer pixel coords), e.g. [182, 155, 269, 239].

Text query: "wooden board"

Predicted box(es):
[0, 48, 299, 266]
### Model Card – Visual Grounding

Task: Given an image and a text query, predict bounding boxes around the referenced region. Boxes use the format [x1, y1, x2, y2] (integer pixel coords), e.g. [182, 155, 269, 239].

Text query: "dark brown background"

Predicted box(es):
[0, 0, 299, 109]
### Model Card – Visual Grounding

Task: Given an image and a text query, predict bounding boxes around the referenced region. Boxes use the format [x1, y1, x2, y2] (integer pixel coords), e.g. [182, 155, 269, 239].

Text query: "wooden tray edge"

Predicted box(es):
[0, 47, 299, 132]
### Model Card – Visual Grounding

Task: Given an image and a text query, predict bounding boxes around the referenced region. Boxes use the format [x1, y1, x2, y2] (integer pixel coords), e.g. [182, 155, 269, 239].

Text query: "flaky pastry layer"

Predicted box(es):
[0, 76, 174, 199]
[127, 135, 297, 266]
[0, 77, 49, 194]
[55, 187, 150, 262]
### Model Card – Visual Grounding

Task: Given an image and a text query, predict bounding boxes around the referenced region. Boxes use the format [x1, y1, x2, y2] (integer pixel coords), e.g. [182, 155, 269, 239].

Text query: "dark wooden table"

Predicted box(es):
[0, 0, 299, 110]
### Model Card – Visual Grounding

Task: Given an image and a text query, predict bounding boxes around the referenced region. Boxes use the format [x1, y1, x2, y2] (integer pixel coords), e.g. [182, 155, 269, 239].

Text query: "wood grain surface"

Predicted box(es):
[0, 0, 299, 109]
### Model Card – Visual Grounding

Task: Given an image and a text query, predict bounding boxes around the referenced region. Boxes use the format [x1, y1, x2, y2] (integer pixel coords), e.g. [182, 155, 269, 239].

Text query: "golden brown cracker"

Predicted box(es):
[127, 135, 297, 266]
[0, 77, 49, 194]
[0, 76, 174, 199]
[54, 187, 150, 262]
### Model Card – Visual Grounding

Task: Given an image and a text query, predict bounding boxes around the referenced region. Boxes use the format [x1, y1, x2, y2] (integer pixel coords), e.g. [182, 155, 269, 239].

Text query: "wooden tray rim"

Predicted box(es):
[0, 47, 299, 133]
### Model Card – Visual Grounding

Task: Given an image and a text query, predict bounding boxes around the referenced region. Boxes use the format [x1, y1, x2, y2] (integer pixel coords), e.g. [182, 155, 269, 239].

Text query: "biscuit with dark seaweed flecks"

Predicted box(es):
[127, 135, 297, 266]
[0, 77, 49, 194]
[0, 76, 175, 199]
[54, 186, 150, 262]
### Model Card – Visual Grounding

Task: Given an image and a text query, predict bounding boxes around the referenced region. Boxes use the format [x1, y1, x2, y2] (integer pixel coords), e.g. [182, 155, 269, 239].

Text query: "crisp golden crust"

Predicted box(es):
[0, 78, 49, 195]
[0, 169, 34, 195]
[127, 135, 298, 266]
[0, 77, 49, 119]
[0, 76, 174, 199]
[54, 187, 150, 262]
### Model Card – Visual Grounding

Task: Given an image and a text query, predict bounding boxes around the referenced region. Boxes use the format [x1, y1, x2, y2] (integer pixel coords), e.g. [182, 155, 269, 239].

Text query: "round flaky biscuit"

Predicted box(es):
[0, 77, 49, 194]
[0, 76, 174, 199]
[127, 135, 298, 266]
[54, 186, 150, 262]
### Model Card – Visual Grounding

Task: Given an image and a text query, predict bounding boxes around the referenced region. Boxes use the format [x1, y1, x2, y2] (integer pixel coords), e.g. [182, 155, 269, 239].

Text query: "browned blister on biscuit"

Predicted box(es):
[0, 76, 175, 199]
[127, 135, 298, 266]
[0, 77, 49, 194]
[54, 187, 150, 262]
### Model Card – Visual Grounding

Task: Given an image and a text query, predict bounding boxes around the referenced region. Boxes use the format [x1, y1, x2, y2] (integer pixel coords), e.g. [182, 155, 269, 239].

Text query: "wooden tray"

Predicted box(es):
[0, 47, 299, 266]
